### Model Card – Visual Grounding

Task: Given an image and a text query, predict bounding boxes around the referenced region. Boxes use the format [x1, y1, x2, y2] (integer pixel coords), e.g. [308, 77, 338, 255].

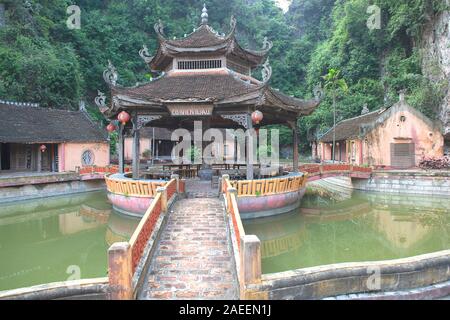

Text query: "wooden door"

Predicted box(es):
[390, 143, 415, 169]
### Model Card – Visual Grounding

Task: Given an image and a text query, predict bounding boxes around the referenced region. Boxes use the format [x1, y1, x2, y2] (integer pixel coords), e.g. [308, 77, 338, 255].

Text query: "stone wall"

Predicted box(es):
[245, 250, 450, 300]
[353, 171, 450, 197]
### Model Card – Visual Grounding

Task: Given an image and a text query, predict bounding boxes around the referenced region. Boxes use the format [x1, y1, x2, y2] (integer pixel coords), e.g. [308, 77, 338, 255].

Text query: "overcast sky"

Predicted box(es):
[275, 0, 292, 13]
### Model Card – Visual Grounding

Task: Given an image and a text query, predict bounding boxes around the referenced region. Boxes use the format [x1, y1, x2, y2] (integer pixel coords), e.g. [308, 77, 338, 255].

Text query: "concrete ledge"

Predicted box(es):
[325, 280, 450, 300]
[0, 180, 105, 204]
[246, 250, 450, 300]
[0, 172, 80, 188]
[0, 277, 108, 300]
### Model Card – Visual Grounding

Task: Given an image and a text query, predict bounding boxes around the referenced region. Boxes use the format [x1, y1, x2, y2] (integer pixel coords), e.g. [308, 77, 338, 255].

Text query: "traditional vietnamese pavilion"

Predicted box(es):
[97, 5, 320, 180]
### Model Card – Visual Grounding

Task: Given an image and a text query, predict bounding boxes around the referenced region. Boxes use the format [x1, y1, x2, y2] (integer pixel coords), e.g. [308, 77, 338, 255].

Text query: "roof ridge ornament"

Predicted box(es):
[261, 58, 272, 84]
[361, 103, 370, 115]
[154, 19, 165, 39]
[313, 83, 325, 100]
[262, 36, 273, 51]
[103, 60, 118, 87]
[95, 90, 108, 114]
[139, 45, 153, 63]
[201, 3, 208, 25]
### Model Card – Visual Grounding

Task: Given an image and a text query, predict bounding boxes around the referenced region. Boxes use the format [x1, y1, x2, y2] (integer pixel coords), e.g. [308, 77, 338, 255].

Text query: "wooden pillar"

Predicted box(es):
[118, 124, 125, 174]
[108, 242, 132, 300]
[246, 113, 254, 180]
[132, 112, 140, 180]
[293, 121, 299, 173]
[37, 145, 42, 173]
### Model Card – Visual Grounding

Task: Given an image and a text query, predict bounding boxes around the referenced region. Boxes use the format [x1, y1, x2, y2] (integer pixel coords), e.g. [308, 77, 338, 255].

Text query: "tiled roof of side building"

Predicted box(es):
[0, 103, 108, 144]
[319, 109, 385, 143]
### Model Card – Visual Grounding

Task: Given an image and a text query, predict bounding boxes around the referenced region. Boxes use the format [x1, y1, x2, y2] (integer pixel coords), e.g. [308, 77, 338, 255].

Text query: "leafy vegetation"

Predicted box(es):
[0, 0, 447, 153]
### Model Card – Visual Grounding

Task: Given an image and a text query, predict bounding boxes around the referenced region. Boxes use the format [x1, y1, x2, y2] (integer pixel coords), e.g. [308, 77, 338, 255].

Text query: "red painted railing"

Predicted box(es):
[78, 165, 131, 175]
[298, 164, 372, 180]
[108, 177, 183, 299]
[130, 194, 162, 273]
[222, 178, 245, 254]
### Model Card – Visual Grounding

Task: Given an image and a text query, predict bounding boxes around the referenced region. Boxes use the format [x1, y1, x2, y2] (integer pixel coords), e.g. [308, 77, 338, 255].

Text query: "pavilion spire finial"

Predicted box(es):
[201, 3, 208, 25]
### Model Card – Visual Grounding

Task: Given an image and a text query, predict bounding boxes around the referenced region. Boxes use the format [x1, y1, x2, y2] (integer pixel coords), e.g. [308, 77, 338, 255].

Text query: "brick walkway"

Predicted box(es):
[138, 197, 238, 300]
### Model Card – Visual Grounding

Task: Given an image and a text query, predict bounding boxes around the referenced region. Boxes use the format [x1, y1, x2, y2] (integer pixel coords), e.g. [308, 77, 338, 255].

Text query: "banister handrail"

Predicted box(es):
[107, 177, 180, 300]
[222, 175, 262, 296]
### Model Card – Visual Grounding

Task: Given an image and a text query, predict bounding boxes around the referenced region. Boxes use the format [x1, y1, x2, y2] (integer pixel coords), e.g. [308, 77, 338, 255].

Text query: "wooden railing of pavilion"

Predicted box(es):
[229, 175, 307, 197]
[104, 174, 167, 198]
[107, 176, 184, 300]
[222, 175, 262, 298]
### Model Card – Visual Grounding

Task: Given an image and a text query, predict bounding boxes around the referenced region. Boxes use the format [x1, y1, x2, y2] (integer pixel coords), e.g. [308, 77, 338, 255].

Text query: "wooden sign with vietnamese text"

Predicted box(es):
[167, 104, 214, 117]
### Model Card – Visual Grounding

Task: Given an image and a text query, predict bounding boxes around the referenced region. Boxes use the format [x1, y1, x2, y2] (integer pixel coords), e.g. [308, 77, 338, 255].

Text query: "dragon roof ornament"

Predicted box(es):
[313, 83, 325, 101]
[139, 44, 153, 64]
[262, 36, 273, 51]
[154, 19, 165, 39]
[261, 58, 272, 84]
[103, 60, 118, 87]
[94, 90, 108, 114]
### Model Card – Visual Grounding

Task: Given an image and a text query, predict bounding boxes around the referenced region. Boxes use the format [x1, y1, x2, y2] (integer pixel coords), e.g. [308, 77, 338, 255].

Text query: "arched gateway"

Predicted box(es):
[98, 5, 321, 217]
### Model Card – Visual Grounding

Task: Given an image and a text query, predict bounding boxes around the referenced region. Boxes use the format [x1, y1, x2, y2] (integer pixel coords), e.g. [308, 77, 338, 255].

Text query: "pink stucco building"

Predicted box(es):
[316, 94, 444, 169]
[0, 101, 110, 173]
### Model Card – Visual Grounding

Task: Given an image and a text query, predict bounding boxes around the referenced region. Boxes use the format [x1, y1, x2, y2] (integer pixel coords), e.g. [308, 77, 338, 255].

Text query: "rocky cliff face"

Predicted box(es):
[421, 3, 450, 148]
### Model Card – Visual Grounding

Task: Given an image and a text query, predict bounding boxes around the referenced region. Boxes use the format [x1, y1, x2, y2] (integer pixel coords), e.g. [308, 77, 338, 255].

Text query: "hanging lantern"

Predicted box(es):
[251, 110, 263, 125]
[40, 145, 47, 153]
[106, 123, 117, 133]
[117, 111, 131, 125]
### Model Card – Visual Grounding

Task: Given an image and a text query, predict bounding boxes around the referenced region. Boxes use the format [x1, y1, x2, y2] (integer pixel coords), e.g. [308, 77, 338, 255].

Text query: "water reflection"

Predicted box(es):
[0, 191, 140, 291]
[243, 192, 450, 274]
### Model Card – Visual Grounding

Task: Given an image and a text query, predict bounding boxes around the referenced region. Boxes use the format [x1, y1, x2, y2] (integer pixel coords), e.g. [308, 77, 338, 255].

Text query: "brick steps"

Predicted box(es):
[138, 197, 238, 300]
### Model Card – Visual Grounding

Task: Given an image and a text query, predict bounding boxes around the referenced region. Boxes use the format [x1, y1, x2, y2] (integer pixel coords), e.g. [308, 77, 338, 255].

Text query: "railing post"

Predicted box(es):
[108, 242, 132, 300]
[157, 186, 168, 213]
[227, 186, 237, 215]
[240, 235, 261, 285]
[171, 174, 180, 193]
[222, 174, 230, 194]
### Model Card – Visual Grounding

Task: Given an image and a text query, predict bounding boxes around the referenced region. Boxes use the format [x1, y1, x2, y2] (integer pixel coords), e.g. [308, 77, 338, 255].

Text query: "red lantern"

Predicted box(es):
[40, 145, 47, 153]
[117, 111, 131, 125]
[251, 110, 263, 125]
[106, 123, 116, 133]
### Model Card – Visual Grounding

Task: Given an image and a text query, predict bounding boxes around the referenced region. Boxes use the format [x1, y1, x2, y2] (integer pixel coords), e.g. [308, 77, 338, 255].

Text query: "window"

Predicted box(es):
[81, 150, 94, 166]
[177, 59, 222, 70]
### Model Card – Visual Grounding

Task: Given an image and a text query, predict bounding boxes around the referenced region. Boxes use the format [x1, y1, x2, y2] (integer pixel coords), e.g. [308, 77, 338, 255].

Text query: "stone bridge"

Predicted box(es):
[299, 164, 372, 182]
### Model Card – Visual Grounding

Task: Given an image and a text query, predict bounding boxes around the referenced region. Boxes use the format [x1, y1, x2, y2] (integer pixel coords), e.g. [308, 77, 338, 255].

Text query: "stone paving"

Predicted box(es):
[139, 193, 238, 300]
[185, 179, 219, 199]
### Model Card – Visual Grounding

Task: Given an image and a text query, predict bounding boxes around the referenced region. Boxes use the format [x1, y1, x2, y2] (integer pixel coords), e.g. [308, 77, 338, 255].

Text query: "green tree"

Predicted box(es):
[322, 68, 348, 163]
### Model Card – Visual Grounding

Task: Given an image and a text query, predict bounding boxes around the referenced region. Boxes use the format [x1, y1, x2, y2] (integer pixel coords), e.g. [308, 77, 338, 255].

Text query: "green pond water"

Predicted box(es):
[243, 191, 450, 275]
[0, 191, 140, 291]
[1, 190, 449, 291]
